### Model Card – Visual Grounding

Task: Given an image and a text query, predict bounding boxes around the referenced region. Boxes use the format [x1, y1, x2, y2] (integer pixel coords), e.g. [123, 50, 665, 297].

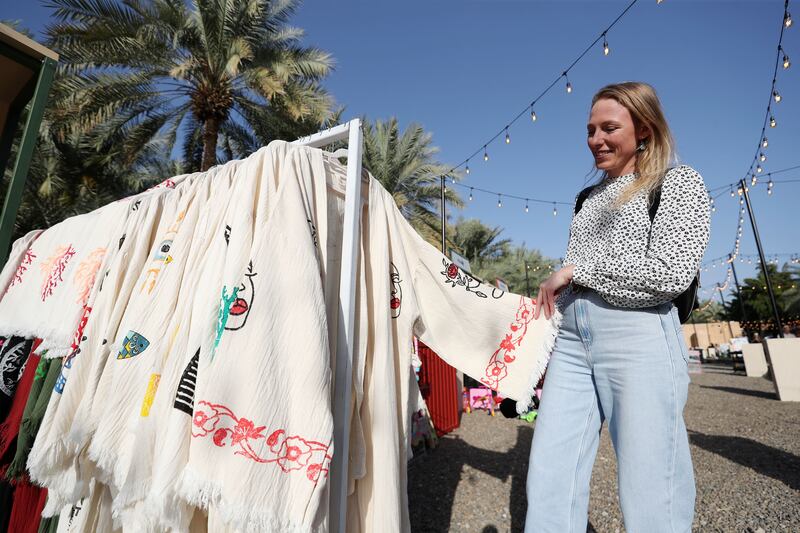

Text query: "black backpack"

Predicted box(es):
[574, 179, 700, 323]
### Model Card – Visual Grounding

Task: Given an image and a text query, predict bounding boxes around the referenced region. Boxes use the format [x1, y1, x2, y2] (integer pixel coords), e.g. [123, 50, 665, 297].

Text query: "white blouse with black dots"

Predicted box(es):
[567, 164, 711, 308]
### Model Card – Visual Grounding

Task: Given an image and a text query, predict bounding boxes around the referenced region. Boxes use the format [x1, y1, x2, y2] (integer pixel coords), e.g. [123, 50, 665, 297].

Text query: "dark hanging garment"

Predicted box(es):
[0, 337, 37, 420]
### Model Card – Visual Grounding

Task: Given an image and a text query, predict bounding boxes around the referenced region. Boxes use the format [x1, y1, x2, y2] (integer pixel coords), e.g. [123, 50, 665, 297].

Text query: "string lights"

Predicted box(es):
[737, 0, 793, 197]
[445, 0, 640, 178]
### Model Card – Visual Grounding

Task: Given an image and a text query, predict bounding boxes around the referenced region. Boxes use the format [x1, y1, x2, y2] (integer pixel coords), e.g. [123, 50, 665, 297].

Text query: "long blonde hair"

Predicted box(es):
[590, 82, 678, 206]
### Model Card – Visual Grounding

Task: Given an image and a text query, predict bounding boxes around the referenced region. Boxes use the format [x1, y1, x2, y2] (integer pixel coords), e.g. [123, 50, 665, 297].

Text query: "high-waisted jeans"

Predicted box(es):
[525, 288, 695, 533]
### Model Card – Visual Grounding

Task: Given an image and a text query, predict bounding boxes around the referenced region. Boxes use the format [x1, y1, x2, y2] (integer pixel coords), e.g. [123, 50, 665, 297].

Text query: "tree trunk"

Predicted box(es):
[201, 116, 219, 171]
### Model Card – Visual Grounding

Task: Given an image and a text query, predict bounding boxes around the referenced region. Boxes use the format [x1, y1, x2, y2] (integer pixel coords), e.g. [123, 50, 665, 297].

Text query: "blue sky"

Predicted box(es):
[4, 0, 799, 301]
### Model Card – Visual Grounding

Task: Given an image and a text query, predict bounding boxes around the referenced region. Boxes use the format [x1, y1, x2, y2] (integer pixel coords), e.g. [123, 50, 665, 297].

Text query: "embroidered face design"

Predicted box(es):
[225, 261, 256, 331]
[117, 330, 150, 360]
[141, 211, 185, 294]
[390, 262, 402, 319]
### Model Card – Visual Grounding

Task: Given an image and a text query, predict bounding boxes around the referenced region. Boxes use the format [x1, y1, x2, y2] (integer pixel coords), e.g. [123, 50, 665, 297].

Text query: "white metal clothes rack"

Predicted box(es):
[291, 118, 363, 533]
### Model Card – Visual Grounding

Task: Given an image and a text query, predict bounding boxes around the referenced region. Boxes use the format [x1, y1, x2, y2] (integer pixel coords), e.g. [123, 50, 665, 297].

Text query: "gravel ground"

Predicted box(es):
[408, 366, 800, 532]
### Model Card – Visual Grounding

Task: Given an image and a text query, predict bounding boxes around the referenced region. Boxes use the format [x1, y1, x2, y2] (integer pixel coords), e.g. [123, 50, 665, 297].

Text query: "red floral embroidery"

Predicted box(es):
[481, 296, 536, 390]
[147, 178, 176, 191]
[192, 401, 331, 481]
[40, 245, 76, 301]
[73, 247, 106, 306]
[68, 305, 92, 358]
[440, 258, 488, 298]
[446, 263, 459, 279]
[6, 247, 36, 294]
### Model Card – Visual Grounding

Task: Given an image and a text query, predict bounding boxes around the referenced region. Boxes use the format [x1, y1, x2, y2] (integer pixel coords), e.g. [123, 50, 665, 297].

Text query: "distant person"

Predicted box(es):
[782, 325, 796, 338]
[527, 82, 710, 533]
[751, 331, 762, 343]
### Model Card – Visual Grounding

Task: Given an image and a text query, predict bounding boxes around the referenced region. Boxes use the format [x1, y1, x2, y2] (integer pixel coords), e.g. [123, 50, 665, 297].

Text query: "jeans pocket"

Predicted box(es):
[669, 305, 689, 365]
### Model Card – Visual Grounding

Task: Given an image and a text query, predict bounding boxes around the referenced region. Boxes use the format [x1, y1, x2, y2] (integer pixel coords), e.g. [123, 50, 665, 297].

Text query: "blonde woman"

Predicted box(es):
[527, 82, 710, 532]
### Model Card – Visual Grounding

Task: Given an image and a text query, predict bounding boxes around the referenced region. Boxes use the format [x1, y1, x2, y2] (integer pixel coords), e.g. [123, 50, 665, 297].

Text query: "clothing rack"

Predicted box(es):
[291, 119, 363, 533]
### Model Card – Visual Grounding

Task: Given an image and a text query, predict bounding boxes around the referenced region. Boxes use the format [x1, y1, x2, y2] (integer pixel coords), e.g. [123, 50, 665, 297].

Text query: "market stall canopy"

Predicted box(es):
[0, 23, 58, 266]
[0, 24, 58, 135]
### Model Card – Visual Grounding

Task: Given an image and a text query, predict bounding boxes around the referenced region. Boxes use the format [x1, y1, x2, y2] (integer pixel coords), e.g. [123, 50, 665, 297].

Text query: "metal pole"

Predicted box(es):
[0, 56, 57, 267]
[740, 178, 784, 338]
[524, 261, 531, 298]
[440, 176, 446, 254]
[716, 282, 735, 339]
[729, 254, 748, 324]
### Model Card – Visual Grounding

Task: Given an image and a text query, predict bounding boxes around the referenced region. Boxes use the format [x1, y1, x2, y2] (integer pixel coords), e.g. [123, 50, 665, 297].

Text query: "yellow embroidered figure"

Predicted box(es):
[140, 373, 161, 417]
[141, 211, 185, 294]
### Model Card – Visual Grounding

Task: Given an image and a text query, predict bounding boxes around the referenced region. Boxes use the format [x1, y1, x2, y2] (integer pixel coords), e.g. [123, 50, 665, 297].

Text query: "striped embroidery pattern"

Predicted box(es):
[174, 349, 199, 415]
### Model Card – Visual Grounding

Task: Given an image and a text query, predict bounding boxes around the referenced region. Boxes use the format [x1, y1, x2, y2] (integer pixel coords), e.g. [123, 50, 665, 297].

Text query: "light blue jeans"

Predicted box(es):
[525, 288, 695, 533]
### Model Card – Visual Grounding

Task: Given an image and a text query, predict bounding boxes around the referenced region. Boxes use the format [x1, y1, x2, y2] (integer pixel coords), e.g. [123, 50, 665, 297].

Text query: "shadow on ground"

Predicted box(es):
[408, 425, 532, 532]
[689, 430, 800, 491]
[698, 384, 777, 400]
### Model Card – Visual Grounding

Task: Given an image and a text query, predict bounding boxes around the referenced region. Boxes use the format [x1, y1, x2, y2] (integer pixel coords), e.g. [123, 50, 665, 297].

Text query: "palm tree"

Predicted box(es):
[362, 117, 462, 245]
[450, 218, 510, 266]
[46, 0, 335, 171]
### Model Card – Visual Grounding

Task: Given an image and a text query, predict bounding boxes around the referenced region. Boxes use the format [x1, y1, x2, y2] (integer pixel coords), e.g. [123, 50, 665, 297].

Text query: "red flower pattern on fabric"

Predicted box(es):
[6, 247, 36, 295]
[191, 400, 331, 482]
[40, 245, 76, 301]
[446, 263, 459, 279]
[481, 295, 536, 390]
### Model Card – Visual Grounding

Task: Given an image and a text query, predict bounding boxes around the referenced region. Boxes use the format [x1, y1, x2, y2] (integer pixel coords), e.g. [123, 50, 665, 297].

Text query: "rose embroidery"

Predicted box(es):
[191, 401, 331, 482]
[192, 404, 222, 436]
[481, 296, 536, 390]
[440, 258, 487, 298]
[230, 418, 266, 447]
[446, 263, 459, 278]
[276, 437, 314, 472]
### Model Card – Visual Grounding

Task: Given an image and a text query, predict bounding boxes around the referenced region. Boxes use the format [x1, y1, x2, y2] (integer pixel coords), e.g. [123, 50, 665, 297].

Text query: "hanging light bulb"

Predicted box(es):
[497, 194, 502, 208]
[484, 146, 489, 161]
[469, 188, 473, 201]
[524, 202, 529, 213]
[739, 196, 744, 205]
[564, 72, 572, 93]
[785, 10, 793, 28]
[737, 186, 743, 195]
[773, 90, 782, 103]
[465, 163, 470, 175]
[756, 164, 763, 173]
[762, 137, 768, 148]
[760, 152, 766, 162]
[505, 128, 511, 144]
[782, 49, 791, 69]
[603, 34, 610, 56]
[730, 187, 735, 197]
[530, 106, 537, 122]
[751, 175, 758, 186]
[767, 179, 774, 195]
[552, 203, 558, 216]
[770, 116, 776, 128]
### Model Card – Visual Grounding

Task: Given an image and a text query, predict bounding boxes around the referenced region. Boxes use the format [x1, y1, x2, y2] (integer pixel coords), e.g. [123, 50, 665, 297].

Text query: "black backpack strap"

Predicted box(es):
[647, 186, 661, 222]
[574, 185, 596, 215]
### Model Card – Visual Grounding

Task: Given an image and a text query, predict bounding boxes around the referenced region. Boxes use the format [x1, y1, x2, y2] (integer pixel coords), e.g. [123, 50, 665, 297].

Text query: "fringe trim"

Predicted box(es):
[140, 489, 194, 533]
[28, 439, 93, 511]
[176, 467, 324, 533]
[0, 324, 72, 358]
[517, 309, 563, 415]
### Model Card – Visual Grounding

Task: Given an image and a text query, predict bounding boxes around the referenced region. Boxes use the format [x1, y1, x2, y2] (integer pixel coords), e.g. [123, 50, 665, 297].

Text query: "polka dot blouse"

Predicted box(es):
[568, 165, 711, 308]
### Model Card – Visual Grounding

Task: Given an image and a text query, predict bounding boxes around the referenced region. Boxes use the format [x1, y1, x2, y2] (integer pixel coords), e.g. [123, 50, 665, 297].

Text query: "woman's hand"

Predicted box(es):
[534, 264, 576, 320]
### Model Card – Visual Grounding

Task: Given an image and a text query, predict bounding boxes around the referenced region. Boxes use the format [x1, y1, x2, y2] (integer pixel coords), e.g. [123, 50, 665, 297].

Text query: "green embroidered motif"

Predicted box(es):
[212, 285, 239, 360]
[34, 357, 49, 381]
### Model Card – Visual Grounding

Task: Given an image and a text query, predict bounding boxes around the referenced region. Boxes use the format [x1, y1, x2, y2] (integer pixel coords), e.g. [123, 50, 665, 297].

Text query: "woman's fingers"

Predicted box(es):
[533, 285, 542, 320]
[540, 285, 550, 320]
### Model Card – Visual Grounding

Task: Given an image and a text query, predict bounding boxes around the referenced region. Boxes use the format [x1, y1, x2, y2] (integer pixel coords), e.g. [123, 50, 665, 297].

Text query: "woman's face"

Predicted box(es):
[587, 98, 647, 177]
